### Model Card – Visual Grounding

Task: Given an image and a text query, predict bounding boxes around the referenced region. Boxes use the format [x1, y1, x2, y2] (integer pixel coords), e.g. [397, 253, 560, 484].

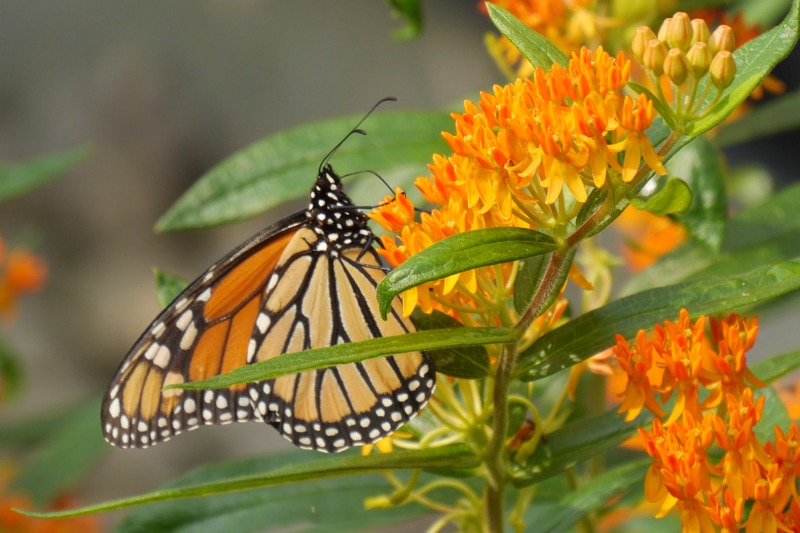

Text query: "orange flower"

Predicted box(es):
[613, 331, 665, 421]
[371, 47, 665, 318]
[0, 239, 47, 319]
[0, 462, 99, 533]
[613, 206, 688, 271]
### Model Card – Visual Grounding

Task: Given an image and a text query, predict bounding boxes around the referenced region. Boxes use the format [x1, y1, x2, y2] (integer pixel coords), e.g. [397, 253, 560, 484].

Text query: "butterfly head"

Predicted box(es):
[307, 165, 372, 254]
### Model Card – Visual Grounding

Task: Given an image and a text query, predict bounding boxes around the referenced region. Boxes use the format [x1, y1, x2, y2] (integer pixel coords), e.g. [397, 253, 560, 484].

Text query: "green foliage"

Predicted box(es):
[387, 0, 423, 40]
[0, 145, 89, 203]
[155, 111, 451, 231]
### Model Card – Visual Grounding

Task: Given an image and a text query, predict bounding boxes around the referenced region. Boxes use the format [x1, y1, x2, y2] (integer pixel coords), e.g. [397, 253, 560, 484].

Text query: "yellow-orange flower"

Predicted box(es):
[371, 47, 665, 318]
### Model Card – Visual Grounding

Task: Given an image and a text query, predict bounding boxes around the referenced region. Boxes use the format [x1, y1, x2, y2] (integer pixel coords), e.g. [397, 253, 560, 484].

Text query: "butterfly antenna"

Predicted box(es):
[318, 97, 398, 174]
[340, 169, 395, 196]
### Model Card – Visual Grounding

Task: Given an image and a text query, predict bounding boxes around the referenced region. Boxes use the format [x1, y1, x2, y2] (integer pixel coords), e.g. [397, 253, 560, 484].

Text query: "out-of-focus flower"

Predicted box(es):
[0, 462, 100, 533]
[613, 205, 688, 272]
[0, 238, 47, 319]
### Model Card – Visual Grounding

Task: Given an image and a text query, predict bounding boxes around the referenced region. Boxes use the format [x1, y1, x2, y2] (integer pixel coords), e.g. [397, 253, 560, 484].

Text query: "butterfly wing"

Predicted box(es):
[247, 227, 435, 452]
[101, 212, 306, 448]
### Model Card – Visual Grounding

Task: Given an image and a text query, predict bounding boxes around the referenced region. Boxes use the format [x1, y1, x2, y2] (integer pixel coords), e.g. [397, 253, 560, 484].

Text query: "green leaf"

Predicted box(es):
[517, 258, 800, 381]
[514, 255, 548, 315]
[669, 137, 727, 251]
[509, 409, 650, 486]
[623, 183, 800, 294]
[155, 111, 451, 231]
[752, 349, 800, 383]
[755, 386, 792, 444]
[172, 327, 515, 391]
[387, 0, 423, 40]
[0, 340, 23, 402]
[10, 399, 107, 507]
[410, 310, 491, 378]
[716, 90, 800, 147]
[685, 0, 800, 137]
[532, 460, 651, 532]
[630, 177, 693, 216]
[153, 269, 188, 309]
[0, 145, 89, 203]
[485, 3, 570, 68]
[377, 227, 558, 318]
[22, 445, 478, 519]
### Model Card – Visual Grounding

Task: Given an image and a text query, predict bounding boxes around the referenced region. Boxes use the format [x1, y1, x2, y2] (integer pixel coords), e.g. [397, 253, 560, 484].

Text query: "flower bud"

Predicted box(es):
[709, 25, 736, 55]
[691, 18, 710, 45]
[632, 26, 657, 62]
[644, 39, 668, 76]
[667, 12, 692, 50]
[658, 18, 671, 42]
[664, 48, 689, 85]
[686, 42, 711, 78]
[710, 50, 736, 89]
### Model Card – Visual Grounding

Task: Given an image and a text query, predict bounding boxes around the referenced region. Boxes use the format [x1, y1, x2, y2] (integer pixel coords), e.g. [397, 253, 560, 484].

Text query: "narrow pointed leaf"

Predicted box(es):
[21, 445, 478, 519]
[171, 327, 515, 391]
[0, 145, 89, 202]
[377, 227, 558, 318]
[486, 3, 569, 68]
[155, 111, 451, 231]
[517, 258, 800, 381]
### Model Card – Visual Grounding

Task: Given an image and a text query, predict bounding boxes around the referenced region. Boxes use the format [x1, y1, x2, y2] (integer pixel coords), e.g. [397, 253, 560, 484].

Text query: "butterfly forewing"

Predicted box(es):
[102, 214, 305, 448]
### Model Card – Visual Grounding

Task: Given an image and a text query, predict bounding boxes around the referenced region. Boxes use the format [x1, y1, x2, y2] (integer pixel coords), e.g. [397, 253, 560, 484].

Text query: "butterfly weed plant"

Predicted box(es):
[16, 1, 800, 532]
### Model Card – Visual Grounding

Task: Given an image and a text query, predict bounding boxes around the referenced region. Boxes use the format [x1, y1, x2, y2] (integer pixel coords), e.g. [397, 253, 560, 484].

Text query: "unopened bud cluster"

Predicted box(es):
[632, 12, 736, 89]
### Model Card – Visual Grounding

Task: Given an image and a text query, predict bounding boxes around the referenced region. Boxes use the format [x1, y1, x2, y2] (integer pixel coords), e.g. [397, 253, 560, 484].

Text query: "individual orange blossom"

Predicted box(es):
[706, 314, 765, 395]
[613, 330, 665, 421]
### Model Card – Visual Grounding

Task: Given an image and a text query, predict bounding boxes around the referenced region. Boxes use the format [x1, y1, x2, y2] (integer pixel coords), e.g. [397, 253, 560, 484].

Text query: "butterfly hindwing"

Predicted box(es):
[248, 228, 434, 452]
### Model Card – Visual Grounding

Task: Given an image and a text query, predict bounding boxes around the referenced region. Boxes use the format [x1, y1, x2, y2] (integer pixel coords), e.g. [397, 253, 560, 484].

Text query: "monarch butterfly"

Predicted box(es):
[101, 104, 435, 453]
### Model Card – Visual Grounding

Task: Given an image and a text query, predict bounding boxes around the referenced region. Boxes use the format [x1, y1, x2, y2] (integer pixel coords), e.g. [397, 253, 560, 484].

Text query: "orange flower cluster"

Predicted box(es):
[615, 310, 800, 531]
[0, 238, 47, 319]
[371, 47, 665, 316]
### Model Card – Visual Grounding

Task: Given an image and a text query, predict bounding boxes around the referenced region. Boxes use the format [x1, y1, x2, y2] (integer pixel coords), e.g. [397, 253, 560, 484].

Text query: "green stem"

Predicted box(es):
[484, 341, 517, 533]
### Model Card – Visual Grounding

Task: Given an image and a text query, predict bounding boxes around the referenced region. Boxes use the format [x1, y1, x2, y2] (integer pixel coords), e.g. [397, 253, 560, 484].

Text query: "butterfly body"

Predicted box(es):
[102, 165, 434, 453]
